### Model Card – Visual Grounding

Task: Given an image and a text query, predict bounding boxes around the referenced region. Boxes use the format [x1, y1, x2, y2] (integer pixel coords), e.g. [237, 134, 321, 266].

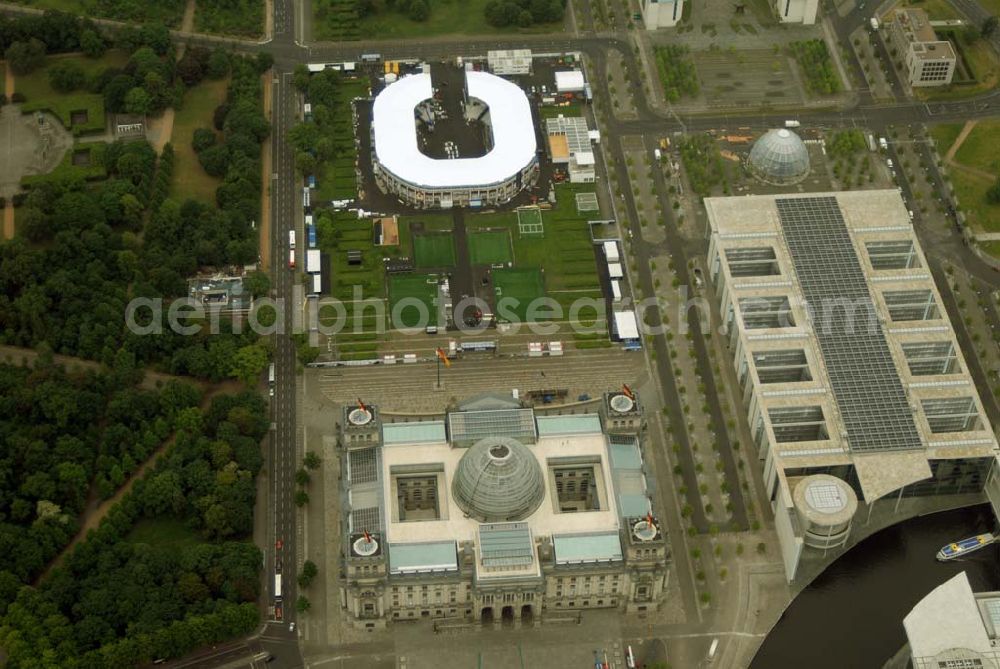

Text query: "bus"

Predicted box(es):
[268, 363, 275, 384]
[361, 53, 382, 63]
[274, 573, 282, 600]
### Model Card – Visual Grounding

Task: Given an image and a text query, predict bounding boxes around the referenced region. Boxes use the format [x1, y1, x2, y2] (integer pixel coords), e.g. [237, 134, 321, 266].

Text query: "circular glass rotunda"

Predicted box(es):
[451, 436, 545, 522]
[747, 128, 810, 185]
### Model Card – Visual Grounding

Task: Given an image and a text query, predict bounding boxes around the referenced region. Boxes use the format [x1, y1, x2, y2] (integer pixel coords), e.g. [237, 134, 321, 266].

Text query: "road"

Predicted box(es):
[260, 0, 304, 666]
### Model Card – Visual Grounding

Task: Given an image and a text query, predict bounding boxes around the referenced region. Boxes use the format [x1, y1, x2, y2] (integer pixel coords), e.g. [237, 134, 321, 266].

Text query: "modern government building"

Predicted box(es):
[371, 70, 539, 209]
[706, 190, 1000, 581]
[336, 392, 669, 628]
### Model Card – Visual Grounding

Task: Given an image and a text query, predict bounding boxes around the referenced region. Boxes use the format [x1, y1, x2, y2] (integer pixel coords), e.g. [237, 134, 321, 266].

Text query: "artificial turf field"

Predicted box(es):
[389, 273, 439, 328]
[468, 230, 513, 265]
[413, 233, 457, 267]
[493, 268, 545, 321]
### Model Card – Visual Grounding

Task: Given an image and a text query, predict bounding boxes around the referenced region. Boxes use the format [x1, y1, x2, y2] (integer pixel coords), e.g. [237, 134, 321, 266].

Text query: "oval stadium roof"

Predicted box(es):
[451, 436, 544, 522]
[372, 71, 537, 190]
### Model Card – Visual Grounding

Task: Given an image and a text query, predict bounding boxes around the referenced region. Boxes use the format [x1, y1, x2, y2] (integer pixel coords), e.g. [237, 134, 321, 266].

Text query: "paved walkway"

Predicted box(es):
[3, 62, 13, 240]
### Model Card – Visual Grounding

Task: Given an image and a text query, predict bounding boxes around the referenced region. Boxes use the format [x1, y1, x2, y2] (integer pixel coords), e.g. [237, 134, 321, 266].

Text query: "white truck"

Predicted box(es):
[288, 229, 296, 249]
[784, 120, 801, 128]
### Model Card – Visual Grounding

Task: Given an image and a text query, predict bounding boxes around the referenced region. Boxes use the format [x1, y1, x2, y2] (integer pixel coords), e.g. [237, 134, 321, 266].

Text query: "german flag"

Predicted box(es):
[436, 348, 451, 367]
[357, 398, 367, 412]
[622, 383, 634, 400]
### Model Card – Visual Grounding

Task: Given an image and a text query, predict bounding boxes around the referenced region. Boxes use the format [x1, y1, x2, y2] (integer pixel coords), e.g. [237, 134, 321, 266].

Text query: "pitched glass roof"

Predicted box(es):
[388, 541, 458, 574]
[478, 522, 534, 568]
[553, 532, 623, 565]
[536, 414, 602, 436]
[383, 421, 447, 445]
[448, 408, 537, 443]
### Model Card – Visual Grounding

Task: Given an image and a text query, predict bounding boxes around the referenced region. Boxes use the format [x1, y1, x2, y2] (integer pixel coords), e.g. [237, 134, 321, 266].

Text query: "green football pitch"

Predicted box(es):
[468, 230, 513, 264]
[413, 233, 456, 268]
[389, 273, 438, 328]
[493, 268, 545, 321]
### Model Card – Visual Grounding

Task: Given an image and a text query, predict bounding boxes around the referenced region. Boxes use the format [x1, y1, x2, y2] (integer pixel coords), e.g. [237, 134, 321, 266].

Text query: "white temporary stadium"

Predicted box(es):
[371, 71, 539, 209]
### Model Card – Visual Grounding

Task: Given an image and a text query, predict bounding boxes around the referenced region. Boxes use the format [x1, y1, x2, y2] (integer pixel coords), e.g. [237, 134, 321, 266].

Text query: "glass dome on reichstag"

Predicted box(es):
[452, 436, 544, 522]
[748, 128, 810, 185]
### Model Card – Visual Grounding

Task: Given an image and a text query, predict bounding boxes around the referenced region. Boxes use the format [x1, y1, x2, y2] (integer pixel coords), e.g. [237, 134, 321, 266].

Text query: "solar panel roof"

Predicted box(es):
[775, 196, 922, 452]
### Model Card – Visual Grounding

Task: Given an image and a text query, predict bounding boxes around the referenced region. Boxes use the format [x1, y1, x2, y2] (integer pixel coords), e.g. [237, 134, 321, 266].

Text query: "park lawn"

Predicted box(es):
[493, 268, 545, 321]
[397, 213, 453, 257]
[468, 230, 513, 264]
[6, 0, 185, 25]
[15, 51, 128, 135]
[194, 0, 265, 37]
[930, 123, 964, 154]
[413, 233, 456, 267]
[950, 167, 1000, 232]
[126, 518, 203, 550]
[316, 0, 563, 40]
[22, 142, 107, 187]
[900, 0, 960, 20]
[954, 120, 1000, 174]
[170, 78, 230, 203]
[982, 241, 1000, 259]
[389, 273, 439, 328]
[539, 104, 584, 119]
[318, 212, 385, 301]
[315, 76, 368, 203]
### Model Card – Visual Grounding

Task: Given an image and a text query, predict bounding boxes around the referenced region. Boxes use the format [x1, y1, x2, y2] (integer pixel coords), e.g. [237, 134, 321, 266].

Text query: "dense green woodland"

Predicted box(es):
[0, 380, 268, 667]
[0, 11, 275, 667]
[0, 358, 201, 591]
[0, 13, 271, 380]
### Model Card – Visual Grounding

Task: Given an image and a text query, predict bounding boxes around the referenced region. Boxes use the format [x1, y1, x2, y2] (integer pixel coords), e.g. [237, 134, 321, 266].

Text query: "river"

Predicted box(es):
[751, 504, 999, 668]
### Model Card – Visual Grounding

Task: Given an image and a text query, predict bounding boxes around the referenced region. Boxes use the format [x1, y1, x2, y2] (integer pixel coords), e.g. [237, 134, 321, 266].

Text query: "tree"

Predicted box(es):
[206, 49, 231, 79]
[49, 61, 85, 93]
[303, 451, 321, 470]
[987, 176, 1000, 205]
[292, 63, 311, 92]
[294, 490, 309, 507]
[124, 87, 153, 115]
[6, 39, 47, 76]
[192, 127, 217, 153]
[243, 270, 270, 298]
[983, 16, 999, 39]
[408, 0, 430, 20]
[295, 468, 310, 486]
[297, 560, 317, 588]
[229, 344, 269, 385]
[295, 595, 311, 614]
[198, 144, 231, 177]
[80, 29, 106, 58]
